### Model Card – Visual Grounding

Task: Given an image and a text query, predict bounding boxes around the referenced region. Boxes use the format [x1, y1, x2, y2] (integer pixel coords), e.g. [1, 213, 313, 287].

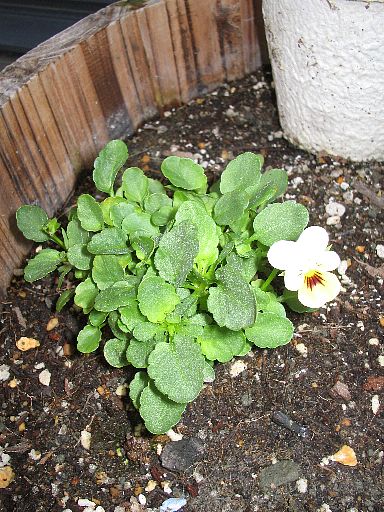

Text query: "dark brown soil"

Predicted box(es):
[1, 70, 383, 512]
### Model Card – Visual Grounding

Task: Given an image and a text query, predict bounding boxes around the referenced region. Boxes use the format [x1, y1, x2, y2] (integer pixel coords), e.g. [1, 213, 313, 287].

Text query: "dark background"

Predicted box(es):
[0, 1, 114, 70]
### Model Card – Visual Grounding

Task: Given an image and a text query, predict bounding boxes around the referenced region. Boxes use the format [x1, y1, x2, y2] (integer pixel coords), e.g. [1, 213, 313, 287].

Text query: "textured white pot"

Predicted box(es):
[263, 0, 384, 161]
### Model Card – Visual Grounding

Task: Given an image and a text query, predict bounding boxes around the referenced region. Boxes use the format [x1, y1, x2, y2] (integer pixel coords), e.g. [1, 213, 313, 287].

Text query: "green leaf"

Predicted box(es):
[207, 265, 256, 331]
[77, 324, 101, 353]
[108, 311, 129, 340]
[130, 234, 155, 260]
[66, 219, 90, 247]
[154, 221, 199, 286]
[56, 289, 74, 312]
[104, 338, 129, 367]
[77, 194, 104, 232]
[151, 206, 174, 227]
[100, 197, 126, 226]
[245, 312, 294, 348]
[89, 309, 108, 327]
[282, 289, 317, 313]
[144, 192, 172, 214]
[126, 338, 157, 368]
[161, 156, 207, 191]
[225, 253, 258, 283]
[119, 299, 146, 331]
[253, 201, 309, 246]
[252, 286, 286, 317]
[93, 139, 128, 194]
[175, 201, 219, 271]
[122, 167, 149, 204]
[137, 276, 180, 323]
[257, 168, 288, 202]
[24, 249, 63, 282]
[74, 278, 98, 312]
[67, 244, 93, 270]
[148, 177, 166, 194]
[129, 371, 149, 409]
[147, 336, 205, 403]
[133, 322, 159, 342]
[198, 325, 247, 362]
[213, 191, 249, 226]
[220, 153, 263, 194]
[87, 227, 128, 255]
[94, 281, 135, 312]
[121, 211, 159, 238]
[16, 205, 50, 242]
[92, 254, 124, 290]
[110, 201, 135, 228]
[203, 362, 215, 383]
[139, 382, 186, 434]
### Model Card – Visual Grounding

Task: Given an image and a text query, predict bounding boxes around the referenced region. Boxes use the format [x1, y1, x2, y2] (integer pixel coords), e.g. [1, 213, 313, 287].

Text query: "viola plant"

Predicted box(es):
[16, 140, 341, 434]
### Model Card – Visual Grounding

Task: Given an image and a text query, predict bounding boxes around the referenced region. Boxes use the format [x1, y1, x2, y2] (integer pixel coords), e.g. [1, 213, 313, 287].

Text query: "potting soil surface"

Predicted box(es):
[0, 70, 383, 512]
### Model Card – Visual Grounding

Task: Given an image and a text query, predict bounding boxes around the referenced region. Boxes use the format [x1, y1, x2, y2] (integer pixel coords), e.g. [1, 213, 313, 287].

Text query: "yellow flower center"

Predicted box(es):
[304, 270, 325, 291]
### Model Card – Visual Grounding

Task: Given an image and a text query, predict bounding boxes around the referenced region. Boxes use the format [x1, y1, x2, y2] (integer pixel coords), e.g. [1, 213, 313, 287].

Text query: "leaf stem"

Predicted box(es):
[261, 268, 279, 291]
[49, 233, 66, 250]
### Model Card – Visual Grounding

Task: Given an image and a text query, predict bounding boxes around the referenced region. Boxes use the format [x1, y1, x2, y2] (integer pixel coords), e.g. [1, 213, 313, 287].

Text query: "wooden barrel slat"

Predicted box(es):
[0, 0, 267, 295]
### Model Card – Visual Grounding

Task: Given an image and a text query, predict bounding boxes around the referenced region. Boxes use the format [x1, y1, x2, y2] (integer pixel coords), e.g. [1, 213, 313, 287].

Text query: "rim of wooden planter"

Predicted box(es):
[0, 0, 267, 296]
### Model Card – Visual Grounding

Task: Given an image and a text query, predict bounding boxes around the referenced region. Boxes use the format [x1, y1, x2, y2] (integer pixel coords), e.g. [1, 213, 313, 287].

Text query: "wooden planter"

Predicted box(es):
[0, 0, 268, 296]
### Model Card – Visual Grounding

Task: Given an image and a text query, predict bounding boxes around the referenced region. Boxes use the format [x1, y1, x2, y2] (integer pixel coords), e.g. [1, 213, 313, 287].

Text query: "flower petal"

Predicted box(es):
[267, 240, 299, 270]
[297, 226, 329, 252]
[316, 250, 340, 271]
[298, 271, 341, 308]
[284, 268, 304, 291]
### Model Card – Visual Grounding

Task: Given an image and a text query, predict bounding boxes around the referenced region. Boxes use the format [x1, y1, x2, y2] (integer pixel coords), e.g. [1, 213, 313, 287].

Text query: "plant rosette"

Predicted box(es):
[16, 140, 341, 434]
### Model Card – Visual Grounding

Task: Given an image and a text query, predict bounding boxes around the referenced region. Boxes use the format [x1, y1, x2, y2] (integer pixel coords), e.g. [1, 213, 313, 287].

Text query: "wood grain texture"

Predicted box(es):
[0, 0, 266, 295]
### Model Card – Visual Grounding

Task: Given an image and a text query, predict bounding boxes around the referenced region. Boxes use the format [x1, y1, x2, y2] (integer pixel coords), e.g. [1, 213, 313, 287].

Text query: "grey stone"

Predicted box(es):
[259, 460, 300, 491]
[160, 437, 205, 471]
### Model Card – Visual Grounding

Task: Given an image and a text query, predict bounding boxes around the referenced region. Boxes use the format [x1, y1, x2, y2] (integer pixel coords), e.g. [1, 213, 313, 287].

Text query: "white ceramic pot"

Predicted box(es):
[262, 0, 384, 161]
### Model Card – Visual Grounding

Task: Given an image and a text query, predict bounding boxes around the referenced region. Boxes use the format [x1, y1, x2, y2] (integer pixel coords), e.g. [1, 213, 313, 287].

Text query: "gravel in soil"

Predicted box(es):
[0, 70, 383, 512]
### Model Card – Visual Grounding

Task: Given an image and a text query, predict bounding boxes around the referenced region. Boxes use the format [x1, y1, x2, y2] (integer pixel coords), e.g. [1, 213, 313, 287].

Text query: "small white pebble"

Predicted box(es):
[77, 499, 96, 508]
[296, 477, 308, 493]
[378, 355, 384, 367]
[34, 362, 45, 370]
[80, 430, 91, 450]
[38, 369, 51, 387]
[28, 449, 41, 461]
[145, 480, 157, 493]
[372, 395, 380, 415]
[156, 443, 163, 456]
[326, 215, 341, 226]
[320, 457, 330, 466]
[375, 244, 384, 258]
[229, 360, 247, 378]
[0, 451, 10, 467]
[0, 364, 10, 382]
[317, 505, 332, 512]
[166, 429, 183, 442]
[368, 338, 379, 346]
[162, 481, 172, 494]
[338, 260, 348, 275]
[138, 494, 146, 506]
[95, 508, 105, 512]
[326, 201, 346, 217]
[295, 343, 308, 358]
[115, 384, 127, 397]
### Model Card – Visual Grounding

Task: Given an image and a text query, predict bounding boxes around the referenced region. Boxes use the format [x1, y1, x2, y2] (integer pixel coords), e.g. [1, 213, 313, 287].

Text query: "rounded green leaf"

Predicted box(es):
[119, 299, 145, 331]
[100, 197, 126, 226]
[92, 254, 124, 290]
[110, 201, 135, 228]
[147, 336, 205, 403]
[126, 338, 157, 368]
[151, 205, 174, 226]
[245, 312, 294, 348]
[104, 338, 129, 367]
[122, 167, 149, 204]
[213, 191, 249, 226]
[253, 201, 309, 246]
[77, 325, 101, 353]
[67, 244, 93, 270]
[139, 382, 186, 434]
[137, 276, 180, 323]
[154, 221, 199, 287]
[133, 322, 159, 342]
[66, 219, 90, 247]
[198, 325, 247, 362]
[87, 227, 128, 255]
[252, 287, 287, 317]
[220, 152, 263, 194]
[74, 278, 98, 312]
[93, 139, 128, 194]
[121, 211, 159, 238]
[24, 249, 62, 282]
[89, 309, 108, 327]
[161, 156, 207, 191]
[77, 194, 104, 232]
[94, 281, 136, 312]
[129, 371, 149, 409]
[144, 192, 172, 214]
[16, 205, 49, 242]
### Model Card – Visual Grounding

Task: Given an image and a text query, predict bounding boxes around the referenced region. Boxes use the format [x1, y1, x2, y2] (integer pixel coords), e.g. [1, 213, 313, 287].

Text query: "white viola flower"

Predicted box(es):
[267, 226, 341, 309]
